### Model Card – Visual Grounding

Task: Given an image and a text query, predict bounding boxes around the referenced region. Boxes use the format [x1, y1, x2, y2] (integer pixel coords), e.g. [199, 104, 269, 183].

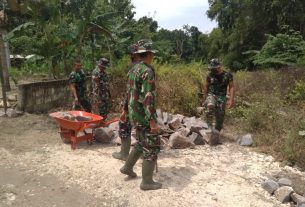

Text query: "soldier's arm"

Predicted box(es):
[70, 83, 78, 101]
[204, 75, 210, 98]
[69, 73, 78, 102]
[227, 80, 235, 109]
[142, 68, 158, 127]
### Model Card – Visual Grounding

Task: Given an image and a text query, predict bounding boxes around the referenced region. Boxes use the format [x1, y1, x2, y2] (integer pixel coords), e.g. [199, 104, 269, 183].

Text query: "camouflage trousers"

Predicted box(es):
[92, 93, 112, 119]
[204, 94, 226, 131]
[98, 99, 112, 119]
[73, 95, 92, 113]
[134, 126, 160, 161]
[118, 118, 132, 140]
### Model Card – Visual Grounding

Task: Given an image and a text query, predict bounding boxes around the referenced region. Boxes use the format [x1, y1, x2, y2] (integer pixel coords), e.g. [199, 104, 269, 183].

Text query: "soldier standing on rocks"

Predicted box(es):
[112, 44, 141, 161]
[69, 58, 92, 112]
[92, 57, 112, 119]
[204, 58, 235, 144]
[119, 40, 162, 191]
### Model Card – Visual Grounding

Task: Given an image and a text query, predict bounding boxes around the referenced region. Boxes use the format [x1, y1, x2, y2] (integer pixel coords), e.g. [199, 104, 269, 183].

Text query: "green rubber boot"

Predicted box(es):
[112, 137, 131, 161]
[140, 160, 162, 191]
[120, 148, 142, 178]
[209, 129, 220, 146]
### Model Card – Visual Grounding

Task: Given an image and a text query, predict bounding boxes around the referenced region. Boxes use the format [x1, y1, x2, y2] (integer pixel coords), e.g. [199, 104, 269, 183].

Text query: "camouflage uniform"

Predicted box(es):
[119, 61, 138, 140]
[113, 44, 140, 161]
[92, 67, 112, 119]
[69, 70, 91, 112]
[205, 71, 233, 131]
[126, 61, 159, 161]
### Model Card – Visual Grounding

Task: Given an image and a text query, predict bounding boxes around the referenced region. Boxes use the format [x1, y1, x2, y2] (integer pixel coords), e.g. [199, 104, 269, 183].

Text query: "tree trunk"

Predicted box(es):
[0, 28, 11, 91]
[0, 50, 8, 113]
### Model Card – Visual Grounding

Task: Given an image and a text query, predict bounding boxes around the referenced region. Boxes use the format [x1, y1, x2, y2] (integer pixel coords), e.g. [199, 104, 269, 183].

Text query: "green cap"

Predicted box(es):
[134, 39, 158, 54]
[208, 58, 221, 69]
[98, 57, 110, 68]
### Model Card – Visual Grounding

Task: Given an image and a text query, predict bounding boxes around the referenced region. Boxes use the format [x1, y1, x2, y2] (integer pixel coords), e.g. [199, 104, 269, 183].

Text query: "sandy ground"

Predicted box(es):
[0, 114, 305, 207]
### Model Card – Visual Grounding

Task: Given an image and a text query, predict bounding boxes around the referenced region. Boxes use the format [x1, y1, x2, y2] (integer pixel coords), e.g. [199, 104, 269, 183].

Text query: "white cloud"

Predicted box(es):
[131, 0, 216, 32]
[133, 0, 207, 20]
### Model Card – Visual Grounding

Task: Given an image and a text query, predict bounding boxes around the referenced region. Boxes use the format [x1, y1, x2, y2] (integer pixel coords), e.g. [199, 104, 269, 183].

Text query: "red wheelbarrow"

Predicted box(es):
[49, 111, 118, 150]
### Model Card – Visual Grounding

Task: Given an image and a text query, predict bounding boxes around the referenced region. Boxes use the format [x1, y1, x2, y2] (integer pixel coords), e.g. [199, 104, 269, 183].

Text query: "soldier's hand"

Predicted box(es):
[74, 98, 79, 105]
[120, 111, 127, 122]
[227, 99, 234, 109]
[150, 120, 160, 134]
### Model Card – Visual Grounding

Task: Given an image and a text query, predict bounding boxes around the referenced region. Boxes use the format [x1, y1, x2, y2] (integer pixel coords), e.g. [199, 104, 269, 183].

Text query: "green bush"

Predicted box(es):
[254, 30, 305, 68]
[156, 62, 205, 115]
[288, 81, 305, 101]
[284, 120, 305, 167]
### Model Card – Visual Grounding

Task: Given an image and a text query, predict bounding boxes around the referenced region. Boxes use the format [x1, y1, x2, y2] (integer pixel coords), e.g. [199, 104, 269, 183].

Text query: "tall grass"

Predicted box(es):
[228, 68, 305, 168]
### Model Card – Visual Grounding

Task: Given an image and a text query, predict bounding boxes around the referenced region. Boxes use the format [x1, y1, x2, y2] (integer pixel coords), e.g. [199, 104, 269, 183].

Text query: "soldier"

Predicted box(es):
[92, 57, 112, 119]
[69, 58, 91, 112]
[204, 58, 235, 144]
[119, 39, 162, 191]
[112, 44, 141, 161]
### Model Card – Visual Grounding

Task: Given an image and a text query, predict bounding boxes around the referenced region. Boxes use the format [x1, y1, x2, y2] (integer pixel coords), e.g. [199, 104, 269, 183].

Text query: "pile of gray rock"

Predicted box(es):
[262, 178, 305, 206]
[96, 109, 219, 148]
[158, 111, 210, 149]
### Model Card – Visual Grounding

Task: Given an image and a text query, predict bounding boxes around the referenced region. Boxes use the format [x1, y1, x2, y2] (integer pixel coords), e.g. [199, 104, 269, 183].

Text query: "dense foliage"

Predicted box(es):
[2, 0, 305, 75]
[207, 0, 305, 70]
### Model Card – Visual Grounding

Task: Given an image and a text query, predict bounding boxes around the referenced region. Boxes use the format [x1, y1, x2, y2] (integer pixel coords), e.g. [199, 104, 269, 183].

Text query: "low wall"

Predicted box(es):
[17, 78, 76, 113]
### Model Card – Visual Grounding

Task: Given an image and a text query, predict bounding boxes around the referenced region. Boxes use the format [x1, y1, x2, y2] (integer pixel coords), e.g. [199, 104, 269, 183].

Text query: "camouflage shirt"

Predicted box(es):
[69, 70, 87, 97]
[207, 71, 233, 96]
[92, 68, 110, 97]
[126, 61, 157, 127]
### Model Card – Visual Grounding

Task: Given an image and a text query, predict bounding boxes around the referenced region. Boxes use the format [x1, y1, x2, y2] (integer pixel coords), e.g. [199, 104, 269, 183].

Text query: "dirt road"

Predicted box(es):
[0, 114, 304, 207]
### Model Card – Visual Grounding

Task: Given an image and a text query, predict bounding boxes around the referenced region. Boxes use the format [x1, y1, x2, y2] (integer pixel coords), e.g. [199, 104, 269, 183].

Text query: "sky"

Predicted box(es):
[131, 0, 217, 33]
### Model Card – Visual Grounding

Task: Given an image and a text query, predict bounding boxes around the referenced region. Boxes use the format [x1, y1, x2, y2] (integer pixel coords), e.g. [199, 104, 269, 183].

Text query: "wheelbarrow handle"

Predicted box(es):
[100, 117, 120, 127]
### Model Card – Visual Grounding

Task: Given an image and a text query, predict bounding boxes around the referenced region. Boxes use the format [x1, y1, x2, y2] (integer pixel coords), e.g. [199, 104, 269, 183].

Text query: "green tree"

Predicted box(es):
[254, 30, 305, 68]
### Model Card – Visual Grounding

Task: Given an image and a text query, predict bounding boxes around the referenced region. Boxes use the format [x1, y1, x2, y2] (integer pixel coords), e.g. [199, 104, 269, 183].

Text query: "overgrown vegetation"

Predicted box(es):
[2, 0, 305, 168]
[227, 69, 305, 168]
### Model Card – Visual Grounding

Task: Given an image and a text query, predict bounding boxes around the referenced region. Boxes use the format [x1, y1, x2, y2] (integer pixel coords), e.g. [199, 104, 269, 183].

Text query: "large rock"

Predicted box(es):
[94, 127, 115, 143]
[0, 109, 6, 117]
[169, 132, 194, 149]
[178, 127, 191, 137]
[173, 114, 184, 122]
[168, 118, 182, 130]
[196, 107, 204, 115]
[0, 100, 11, 108]
[189, 132, 205, 145]
[108, 121, 119, 132]
[185, 118, 208, 134]
[199, 130, 209, 143]
[113, 136, 121, 145]
[237, 134, 253, 146]
[160, 137, 169, 149]
[291, 193, 305, 205]
[6, 109, 18, 118]
[262, 180, 279, 195]
[7, 94, 17, 102]
[298, 204, 305, 207]
[278, 178, 292, 187]
[274, 186, 294, 203]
